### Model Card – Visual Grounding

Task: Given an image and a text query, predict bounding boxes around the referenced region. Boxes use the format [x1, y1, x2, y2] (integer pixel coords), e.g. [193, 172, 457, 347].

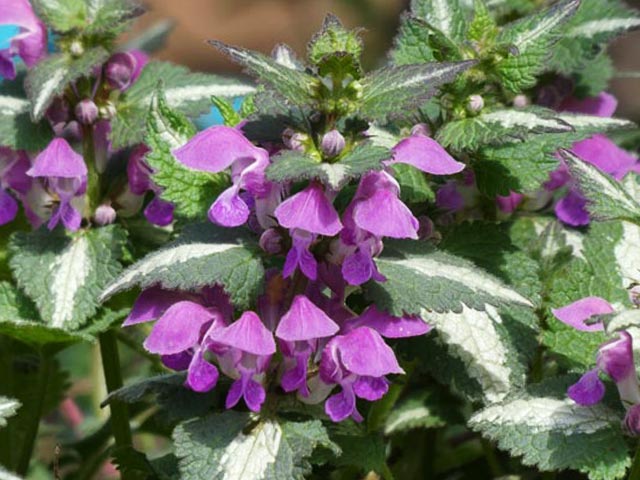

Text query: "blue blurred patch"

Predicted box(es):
[195, 97, 245, 129]
[0, 25, 19, 50]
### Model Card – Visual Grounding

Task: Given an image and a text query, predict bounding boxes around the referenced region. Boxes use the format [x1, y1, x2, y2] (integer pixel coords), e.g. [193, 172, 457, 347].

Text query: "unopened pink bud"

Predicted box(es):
[411, 123, 431, 137]
[94, 204, 117, 225]
[320, 130, 345, 158]
[74, 99, 98, 125]
[259, 228, 283, 254]
[105, 52, 137, 91]
[513, 94, 529, 108]
[467, 95, 484, 112]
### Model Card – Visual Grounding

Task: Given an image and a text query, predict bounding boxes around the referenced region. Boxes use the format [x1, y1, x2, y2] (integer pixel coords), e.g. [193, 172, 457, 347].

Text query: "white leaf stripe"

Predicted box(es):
[217, 420, 282, 480]
[427, 305, 514, 403]
[470, 397, 620, 435]
[0, 396, 20, 427]
[384, 406, 432, 435]
[614, 222, 640, 289]
[379, 256, 532, 306]
[511, 0, 580, 50]
[157, 83, 255, 108]
[49, 236, 91, 328]
[0, 96, 29, 116]
[0, 467, 21, 480]
[100, 242, 241, 300]
[570, 18, 640, 38]
[429, 0, 455, 36]
[32, 67, 67, 119]
[556, 114, 634, 131]
[480, 110, 571, 131]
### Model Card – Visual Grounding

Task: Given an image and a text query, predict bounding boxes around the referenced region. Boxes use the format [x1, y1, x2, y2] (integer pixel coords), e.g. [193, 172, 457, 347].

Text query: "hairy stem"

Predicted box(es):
[15, 352, 51, 476]
[98, 330, 133, 458]
[81, 124, 101, 217]
[481, 438, 503, 478]
[628, 442, 640, 480]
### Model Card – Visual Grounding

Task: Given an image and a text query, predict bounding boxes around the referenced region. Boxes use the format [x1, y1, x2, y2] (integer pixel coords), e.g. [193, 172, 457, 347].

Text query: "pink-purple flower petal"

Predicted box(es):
[551, 297, 613, 332]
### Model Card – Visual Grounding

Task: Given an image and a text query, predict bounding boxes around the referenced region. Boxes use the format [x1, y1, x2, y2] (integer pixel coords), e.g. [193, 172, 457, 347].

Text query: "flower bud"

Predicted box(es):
[46, 98, 70, 125]
[259, 228, 284, 254]
[630, 285, 640, 307]
[69, 40, 84, 57]
[94, 204, 117, 225]
[282, 128, 306, 151]
[417, 215, 435, 240]
[411, 123, 431, 137]
[320, 130, 345, 158]
[597, 331, 640, 406]
[105, 52, 137, 91]
[624, 404, 640, 436]
[467, 94, 484, 112]
[513, 94, 529, 108]
[74, 99, 99, 125]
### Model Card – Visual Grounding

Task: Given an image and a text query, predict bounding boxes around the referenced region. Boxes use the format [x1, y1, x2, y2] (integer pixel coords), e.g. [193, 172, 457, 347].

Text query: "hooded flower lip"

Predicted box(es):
[143, 301, 215, 355]
[274, 183, 343, 236]
[275, 294, 339, 342]
[571, 134, 638, 181]
[351, 171, 418, 239]
[560, 92, 617, 118]
[123, 287, 190, 326]
[597, 331, 635, 383]
[211, 311, 276, 356]
[27, 139, 87, 178]
[0, 148, 31, 226]
[173, 126, 270, 227]
[346, 305, 432, 338]
[551, 296, 613, 332]
[554, 188, 590, 227]
[27, 138, 87, 231]
[390, 134, 465, 175]
[105, 50, 148, 91]
[0, 0, 47, 79]
[568, 369, 605, 406]
[332, 327, 404, 378]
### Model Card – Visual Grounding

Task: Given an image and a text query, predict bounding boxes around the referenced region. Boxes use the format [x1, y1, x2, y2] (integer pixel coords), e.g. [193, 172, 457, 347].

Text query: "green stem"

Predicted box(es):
[98, 330, 133, 455]
[82, 124, 101, 216]
[15, 352, 51, 476]
[481, 438, 503, 478]
[628, 442, 640, 480]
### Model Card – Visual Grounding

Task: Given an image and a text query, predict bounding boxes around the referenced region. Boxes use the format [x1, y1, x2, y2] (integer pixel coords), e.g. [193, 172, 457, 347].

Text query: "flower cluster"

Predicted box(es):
[125, 278, 431, 421]
[552, 297, 640, 435]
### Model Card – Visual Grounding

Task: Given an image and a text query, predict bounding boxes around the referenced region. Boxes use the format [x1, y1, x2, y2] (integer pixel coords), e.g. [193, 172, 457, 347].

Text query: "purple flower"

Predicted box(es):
[344, 305, 432, 338]
[275, 295, 339, 396]
[554, 188, 590, 227]
[319, 326, 404, 422]
[551, 296, 613, 332]
[390, 134, 465, 175]
[283, 229, 318, 280]
[436, 181, 465, 212]
[26, 138, 87, 231]
[127, 145, 174, 226]
[0, 148, 31, 226]
[568, 369, 605, 406]
[0, 0, 47, 79]
[624, 404, 640, 436]
[173, 126, 270, 227]
[597, 332, 640, 407]
[496, 191, 524, 214]
[211, 311, 276, 412]
[105, 50, 148, 91]
[274, 183, 343, 236]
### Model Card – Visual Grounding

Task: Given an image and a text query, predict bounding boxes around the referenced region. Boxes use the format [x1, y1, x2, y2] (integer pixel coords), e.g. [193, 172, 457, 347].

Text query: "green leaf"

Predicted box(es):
[173, 412, 339, 480]
[495, 0, 580, 91]
[359, 60, 475, 122]
[391, 164, 435, 204]
[31, 0, 87, 32]
[467, 0, 499, 44]
[145, 87, 227, 220]
[100, 223, 264, 310]
[469, 394, 630, 480]
[0, 73, 54, 151]
[327, 432, 385, 473]
[83, 0, 144, 36]
[111, 61, 254, 148]
[209, 40, 318, 107]
[210, 96, 242, 127]
[384, 389, 460, 435]
[390, 15, 436, 65]
[562, 150, 640, 224]
[436, 108, 573, 151]
[410, 0, 466, 42]
[25, 47, 110, 120]
[0, 396, 20, 428]
[266, 142, 391, 190]
[364, 241, 532, 316]
[9, 225, 127, 331]
[308, 14, 363, 66]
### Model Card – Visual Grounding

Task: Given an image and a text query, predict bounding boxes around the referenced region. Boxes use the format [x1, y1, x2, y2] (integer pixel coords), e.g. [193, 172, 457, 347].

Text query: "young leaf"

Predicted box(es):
[145, 87, 227, 219]
[390, 15, 437, 66]
[495, 0, 581, 91]
[209, 40, 318, 107]
[100, 223, 264, 310]
[111, 61, 254, 148]
[31, 0, 87, 33]
[410, 0, 466, 42]
[561, 150, 640, 224]
[173, 411, 339, 480]
[266, 142, 392, 190]
[436, 108, 573, 151]
[359, 60, 475, 122]
[9, 226, 127, 330]
[469, 395, 629, 480]
[0, 397, 20, 428]
[308, 14, 363, 66]
[83, 0, 144, 36]
[25, 47, 110, 120]
[364, 240, 532, 316]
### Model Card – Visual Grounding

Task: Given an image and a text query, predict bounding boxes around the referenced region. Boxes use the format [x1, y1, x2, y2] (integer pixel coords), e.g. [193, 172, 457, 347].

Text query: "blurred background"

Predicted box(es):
[121, 0, 640, 120]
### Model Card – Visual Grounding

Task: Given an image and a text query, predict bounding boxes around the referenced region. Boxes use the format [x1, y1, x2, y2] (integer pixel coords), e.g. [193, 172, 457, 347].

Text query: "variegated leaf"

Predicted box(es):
[0, 397, 20, 428]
